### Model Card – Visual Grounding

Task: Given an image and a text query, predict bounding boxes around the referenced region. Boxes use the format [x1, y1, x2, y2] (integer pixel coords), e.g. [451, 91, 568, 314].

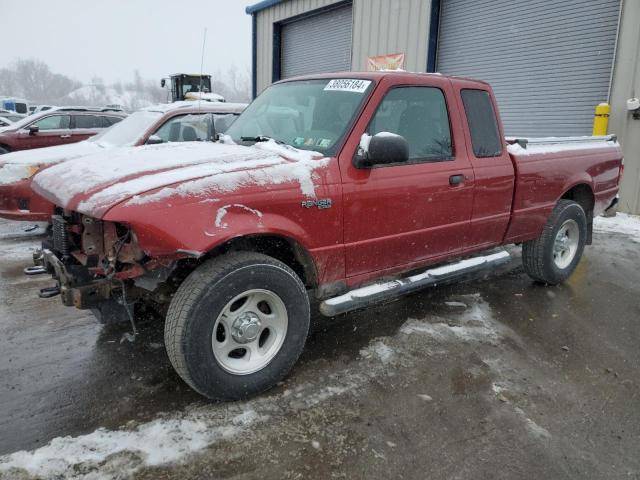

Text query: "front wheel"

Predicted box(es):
[165, 252, 310, 400]
[522, 199, 587, 285]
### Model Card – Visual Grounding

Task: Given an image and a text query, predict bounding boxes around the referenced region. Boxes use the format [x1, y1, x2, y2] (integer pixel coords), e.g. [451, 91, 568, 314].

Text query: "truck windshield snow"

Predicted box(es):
[90, 110, 163, 147]
[225, 78, 373, 155]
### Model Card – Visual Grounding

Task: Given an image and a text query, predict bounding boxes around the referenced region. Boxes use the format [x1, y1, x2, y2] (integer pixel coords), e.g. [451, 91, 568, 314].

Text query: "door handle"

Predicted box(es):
[449, 174, 465, 186]
[60, 134, 71, 139]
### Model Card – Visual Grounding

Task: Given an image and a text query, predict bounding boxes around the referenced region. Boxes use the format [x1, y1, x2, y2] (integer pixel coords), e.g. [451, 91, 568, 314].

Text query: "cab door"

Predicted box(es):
[339, 78, 474, 280]
[14, 114, 71, 150]
[453, 83, 515, 250]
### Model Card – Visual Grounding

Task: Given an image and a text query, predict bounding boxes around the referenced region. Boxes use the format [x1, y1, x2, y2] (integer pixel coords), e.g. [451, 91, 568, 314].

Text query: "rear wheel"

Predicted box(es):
[0, 146, 10, 155]
[165, 252, 310, 400]
[522, 200, 587, 285]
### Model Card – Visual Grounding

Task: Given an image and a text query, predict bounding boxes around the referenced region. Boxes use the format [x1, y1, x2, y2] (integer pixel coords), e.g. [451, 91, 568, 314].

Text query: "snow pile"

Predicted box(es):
[0, 408, 262, 479]
[360, 340, 395, 364]
[593, 212, 640, 243]
[0, 163, 35, 185]
[400, 293, 504, 345]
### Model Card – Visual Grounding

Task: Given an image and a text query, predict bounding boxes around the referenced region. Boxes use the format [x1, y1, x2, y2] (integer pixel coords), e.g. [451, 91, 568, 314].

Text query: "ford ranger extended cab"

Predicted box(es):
[30, 72, 622, 400]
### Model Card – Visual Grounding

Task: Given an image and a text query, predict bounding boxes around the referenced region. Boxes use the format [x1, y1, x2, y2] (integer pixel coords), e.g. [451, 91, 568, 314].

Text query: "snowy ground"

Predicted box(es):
[594, 212, 640, 243]
[0, 214, 639, 479]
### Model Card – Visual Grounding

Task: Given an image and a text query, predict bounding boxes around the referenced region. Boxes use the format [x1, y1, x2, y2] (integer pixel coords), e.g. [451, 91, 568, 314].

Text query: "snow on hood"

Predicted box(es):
[32, 140, 329, 217]
[0, 141, 102, 167]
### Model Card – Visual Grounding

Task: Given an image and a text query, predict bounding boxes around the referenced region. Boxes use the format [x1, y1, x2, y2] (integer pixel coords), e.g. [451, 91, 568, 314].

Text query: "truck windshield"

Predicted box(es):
[225, 78, 373, 155]
[89, 110, 163, 147]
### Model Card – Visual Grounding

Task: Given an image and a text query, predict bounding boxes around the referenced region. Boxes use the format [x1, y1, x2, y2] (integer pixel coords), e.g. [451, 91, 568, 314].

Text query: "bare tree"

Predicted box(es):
[0, 58, 250, 110]
[0, 59, 79, 103]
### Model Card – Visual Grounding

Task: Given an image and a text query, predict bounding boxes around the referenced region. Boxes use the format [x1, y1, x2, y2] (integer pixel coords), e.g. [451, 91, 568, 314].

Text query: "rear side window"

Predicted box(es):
[101, 116, 122, 127]
[367, 86, 453, 161]
[74, 115, 104, 129]
[461, 89, 502, 157]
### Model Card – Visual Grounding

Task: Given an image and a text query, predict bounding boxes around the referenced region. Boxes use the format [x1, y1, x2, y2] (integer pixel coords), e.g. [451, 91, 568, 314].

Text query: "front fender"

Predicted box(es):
[103, 185, 343, 260]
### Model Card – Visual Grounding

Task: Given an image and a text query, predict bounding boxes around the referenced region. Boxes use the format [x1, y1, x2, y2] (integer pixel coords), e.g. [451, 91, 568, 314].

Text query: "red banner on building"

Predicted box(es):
[367, 53, 406, 71]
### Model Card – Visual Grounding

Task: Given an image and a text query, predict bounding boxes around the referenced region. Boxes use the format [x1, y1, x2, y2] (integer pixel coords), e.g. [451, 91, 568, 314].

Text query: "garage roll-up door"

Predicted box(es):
[281, 4, 353, 79]
[437, 0, 620, 137]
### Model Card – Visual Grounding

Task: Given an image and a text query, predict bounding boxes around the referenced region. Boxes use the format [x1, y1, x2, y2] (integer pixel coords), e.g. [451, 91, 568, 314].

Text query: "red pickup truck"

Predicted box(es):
[30, 72, 622, 400]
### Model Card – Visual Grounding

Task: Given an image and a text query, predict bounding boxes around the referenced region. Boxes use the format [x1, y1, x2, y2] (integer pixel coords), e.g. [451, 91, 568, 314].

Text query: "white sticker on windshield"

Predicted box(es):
[324, 79, 371, 93]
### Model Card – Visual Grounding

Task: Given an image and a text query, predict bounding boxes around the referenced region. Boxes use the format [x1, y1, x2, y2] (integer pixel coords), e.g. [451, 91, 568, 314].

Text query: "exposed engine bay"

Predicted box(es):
[36, 210, 181, 324]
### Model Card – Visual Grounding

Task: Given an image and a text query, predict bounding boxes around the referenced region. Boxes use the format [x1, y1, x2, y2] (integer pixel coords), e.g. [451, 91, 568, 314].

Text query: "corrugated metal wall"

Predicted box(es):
[281, 4, 353, 78]
[255, 0, 346, 94]
[609, 0, 640, 214]
[437, 0, 621, 137]
[351, 0, 431, 72]
[254, 0, 432, 93]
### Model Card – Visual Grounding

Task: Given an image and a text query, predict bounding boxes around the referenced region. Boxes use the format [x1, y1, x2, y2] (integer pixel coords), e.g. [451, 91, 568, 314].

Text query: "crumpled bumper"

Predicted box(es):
[41, 248, 113, 308]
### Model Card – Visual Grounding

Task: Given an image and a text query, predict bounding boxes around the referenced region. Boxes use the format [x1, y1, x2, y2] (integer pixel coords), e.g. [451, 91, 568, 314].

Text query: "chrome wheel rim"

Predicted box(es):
[552, 219, 580, 269]
[212, 289, 288, 375]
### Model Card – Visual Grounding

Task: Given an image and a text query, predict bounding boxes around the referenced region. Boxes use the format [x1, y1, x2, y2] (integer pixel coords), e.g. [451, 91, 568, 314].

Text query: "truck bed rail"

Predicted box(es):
[507, 135, 617, 149]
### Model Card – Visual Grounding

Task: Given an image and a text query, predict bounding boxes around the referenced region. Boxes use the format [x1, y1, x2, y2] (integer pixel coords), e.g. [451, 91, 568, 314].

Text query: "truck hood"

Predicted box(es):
[0, 140, 103, 168]
[32, 140, 328, 218]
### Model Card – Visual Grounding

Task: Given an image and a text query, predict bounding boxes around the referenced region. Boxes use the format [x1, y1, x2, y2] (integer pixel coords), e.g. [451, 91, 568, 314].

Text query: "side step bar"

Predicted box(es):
[319, 251, 511, 317]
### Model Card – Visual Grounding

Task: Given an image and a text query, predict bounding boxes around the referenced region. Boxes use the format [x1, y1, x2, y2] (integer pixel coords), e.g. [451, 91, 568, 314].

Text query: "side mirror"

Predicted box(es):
[354, 132, 409, 168]
[146, 135, 163, 145]
[28, 125, 39, 135]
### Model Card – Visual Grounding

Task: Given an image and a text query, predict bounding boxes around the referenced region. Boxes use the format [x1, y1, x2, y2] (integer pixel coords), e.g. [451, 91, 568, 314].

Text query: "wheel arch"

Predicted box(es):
[559, 183, 595, 244]
[202, 234, 319, 288]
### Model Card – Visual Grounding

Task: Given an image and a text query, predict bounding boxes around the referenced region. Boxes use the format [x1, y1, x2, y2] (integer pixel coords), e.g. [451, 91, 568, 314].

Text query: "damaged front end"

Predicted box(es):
[35, 211, 176, 323]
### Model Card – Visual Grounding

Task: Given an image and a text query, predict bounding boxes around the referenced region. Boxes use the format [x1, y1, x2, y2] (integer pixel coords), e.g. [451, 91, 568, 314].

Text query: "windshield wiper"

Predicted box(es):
[240, 135, 285, 144]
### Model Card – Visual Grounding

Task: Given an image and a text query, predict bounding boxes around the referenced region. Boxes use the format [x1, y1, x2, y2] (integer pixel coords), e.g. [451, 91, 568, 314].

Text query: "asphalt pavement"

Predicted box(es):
[0, 218, 638, 480]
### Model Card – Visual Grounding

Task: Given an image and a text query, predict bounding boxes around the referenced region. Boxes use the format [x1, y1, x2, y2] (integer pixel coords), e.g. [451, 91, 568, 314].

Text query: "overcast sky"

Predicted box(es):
[0, 0, 252, 84]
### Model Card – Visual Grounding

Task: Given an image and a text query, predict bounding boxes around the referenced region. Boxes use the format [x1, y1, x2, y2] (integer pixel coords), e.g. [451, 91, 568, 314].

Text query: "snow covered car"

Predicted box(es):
[0, 101, 246, 221]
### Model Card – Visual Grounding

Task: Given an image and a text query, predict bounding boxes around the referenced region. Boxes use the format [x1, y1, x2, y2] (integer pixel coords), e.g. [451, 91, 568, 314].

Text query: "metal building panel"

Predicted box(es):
[255, 0, 346, 93]
[351, 0, 431, 72]
[281, 4, 353, 78]
[437, 0, 621, 136]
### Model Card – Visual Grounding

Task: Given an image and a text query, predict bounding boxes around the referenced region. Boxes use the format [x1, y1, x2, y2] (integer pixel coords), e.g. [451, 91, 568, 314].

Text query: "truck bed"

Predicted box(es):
[504, 135, 622, 243]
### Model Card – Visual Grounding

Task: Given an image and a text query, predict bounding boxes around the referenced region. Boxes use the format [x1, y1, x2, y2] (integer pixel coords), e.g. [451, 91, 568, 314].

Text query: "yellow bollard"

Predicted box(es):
[592, 103, 610, 136]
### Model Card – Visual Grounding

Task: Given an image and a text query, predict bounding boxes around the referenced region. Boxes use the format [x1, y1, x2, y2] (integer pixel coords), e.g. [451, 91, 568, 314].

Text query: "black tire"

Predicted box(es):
[522, 199, 587, 285]
[165, 252, 310, 401]
[0, 146, 10, 155]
